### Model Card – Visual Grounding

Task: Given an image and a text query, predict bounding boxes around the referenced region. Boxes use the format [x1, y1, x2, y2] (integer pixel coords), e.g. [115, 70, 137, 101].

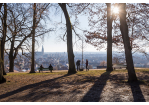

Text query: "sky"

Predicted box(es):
[42, 13, 106, 53]
[4, 0, 148, 53]
[34, 0, 148, 53]
[36, 3, 107, 53]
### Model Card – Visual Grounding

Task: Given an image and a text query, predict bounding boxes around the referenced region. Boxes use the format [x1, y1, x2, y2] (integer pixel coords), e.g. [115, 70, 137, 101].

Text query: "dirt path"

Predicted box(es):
[0, 70, 149, 102]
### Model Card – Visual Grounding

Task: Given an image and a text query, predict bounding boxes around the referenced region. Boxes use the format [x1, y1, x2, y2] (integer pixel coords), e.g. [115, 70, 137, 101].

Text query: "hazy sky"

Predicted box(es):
[8, 0, 146, 53]
[36, 3, 107, 53]
[35, 1, 143, 53]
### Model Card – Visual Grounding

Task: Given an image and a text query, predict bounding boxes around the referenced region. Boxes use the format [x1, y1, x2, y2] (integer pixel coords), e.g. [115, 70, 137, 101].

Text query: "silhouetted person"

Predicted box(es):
[39, 65, 44, 73]
[85, 59, 89, 71]
[49, 64, 53, 73]
[76, 60, 81, 71]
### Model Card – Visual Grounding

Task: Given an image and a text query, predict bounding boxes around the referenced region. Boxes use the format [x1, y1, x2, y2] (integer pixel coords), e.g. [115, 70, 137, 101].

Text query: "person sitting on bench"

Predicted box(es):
[49, 64, 53, 72]
[39, 65, 44, 73]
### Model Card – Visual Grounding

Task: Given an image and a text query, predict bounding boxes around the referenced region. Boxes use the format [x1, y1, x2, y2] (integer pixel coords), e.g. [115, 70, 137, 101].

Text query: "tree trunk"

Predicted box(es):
[2, 3, 7, 75]
[0, 40, 3, 82]
[0, 3, 2, 82]
[9, 39, 15, 72]
[0, 3, 6, 83]
[119, 3, 138, 82]
[106, 3, 113, 71]
[9, 36, 15, 72]
[59, 3, 76, 74]
[0, 40, 6, 83]
[0, 3, 2, 10]
[30, 3, 36, 73]
[9, 56, 14, 72]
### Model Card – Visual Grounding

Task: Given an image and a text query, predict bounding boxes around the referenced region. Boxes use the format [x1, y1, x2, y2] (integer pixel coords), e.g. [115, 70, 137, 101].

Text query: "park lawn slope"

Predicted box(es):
[0, 69, 149, 102]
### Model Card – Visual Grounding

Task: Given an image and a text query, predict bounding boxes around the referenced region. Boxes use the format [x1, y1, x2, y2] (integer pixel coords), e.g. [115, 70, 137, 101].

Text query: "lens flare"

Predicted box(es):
[113, 7, 119, 14]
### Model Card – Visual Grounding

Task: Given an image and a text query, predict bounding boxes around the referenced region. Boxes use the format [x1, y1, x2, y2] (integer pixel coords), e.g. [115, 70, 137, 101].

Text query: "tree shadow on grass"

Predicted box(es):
[0, 73, 73, 101]
[80, 71, 112, 102]
[129, 81, 146, 102]
[109, 73, 146, 102]
[140, 71, 149, 77]
[5, 82, 65, 102]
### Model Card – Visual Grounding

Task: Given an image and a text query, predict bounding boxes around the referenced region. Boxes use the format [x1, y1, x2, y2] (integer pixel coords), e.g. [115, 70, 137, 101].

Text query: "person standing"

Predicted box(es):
[76, 60, 80, 71]
[85, 59, 89, 71]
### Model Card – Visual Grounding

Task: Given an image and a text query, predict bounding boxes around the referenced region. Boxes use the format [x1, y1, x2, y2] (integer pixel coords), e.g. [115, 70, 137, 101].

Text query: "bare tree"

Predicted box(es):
[84, 4, 149, 82]
[106, 3, 113, 71]
[119, 3, 138, 82]
[5, 3, 32, 72]
[30, 3, 36, 73]
[112, 57, 120, 64]
[4, 3, 51, 72]
[59, 3, 76, 74]
[86, 3, 149, 55]
[99, 61, 107, 66]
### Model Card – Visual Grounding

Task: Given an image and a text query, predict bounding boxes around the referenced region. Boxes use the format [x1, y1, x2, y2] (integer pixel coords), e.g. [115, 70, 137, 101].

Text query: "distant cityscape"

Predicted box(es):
[4, 45, 149, 72]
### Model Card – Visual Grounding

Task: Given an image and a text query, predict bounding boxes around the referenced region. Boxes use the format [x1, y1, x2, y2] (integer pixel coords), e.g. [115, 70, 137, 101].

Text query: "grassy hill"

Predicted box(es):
[0, 69, 149, 102]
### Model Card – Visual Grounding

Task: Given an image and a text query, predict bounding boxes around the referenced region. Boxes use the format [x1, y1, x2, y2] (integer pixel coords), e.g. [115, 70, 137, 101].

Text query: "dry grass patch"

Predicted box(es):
[0, 69, 149, 102]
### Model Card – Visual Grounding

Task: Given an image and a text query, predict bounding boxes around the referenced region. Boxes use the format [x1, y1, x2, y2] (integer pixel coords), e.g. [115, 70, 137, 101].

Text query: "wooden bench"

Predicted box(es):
[38, 67, 53, 73]
[113, 64, 127, 70]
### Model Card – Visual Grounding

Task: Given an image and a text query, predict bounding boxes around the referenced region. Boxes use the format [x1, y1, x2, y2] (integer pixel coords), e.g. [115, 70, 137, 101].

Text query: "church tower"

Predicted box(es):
[42, 45, 44, 55]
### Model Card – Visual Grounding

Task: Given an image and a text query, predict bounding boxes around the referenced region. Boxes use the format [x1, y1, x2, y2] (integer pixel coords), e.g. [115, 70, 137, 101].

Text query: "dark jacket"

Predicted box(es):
[86, 60, 88, 66]
[76, 60, 80, 66]
[40, 65, 43, 70]
[49, 64, 53, 70]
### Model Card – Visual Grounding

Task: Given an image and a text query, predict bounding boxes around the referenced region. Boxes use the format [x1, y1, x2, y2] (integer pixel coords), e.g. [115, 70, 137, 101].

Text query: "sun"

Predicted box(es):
[113, 7, 119, 14]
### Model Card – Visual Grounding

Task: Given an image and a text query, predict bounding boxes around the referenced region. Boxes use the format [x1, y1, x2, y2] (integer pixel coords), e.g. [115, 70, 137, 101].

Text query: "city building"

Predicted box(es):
[35, 45, 44, 57]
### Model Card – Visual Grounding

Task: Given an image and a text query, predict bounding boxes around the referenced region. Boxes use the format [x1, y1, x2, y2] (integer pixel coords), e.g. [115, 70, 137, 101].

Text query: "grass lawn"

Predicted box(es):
[0, 69, 149, 102]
